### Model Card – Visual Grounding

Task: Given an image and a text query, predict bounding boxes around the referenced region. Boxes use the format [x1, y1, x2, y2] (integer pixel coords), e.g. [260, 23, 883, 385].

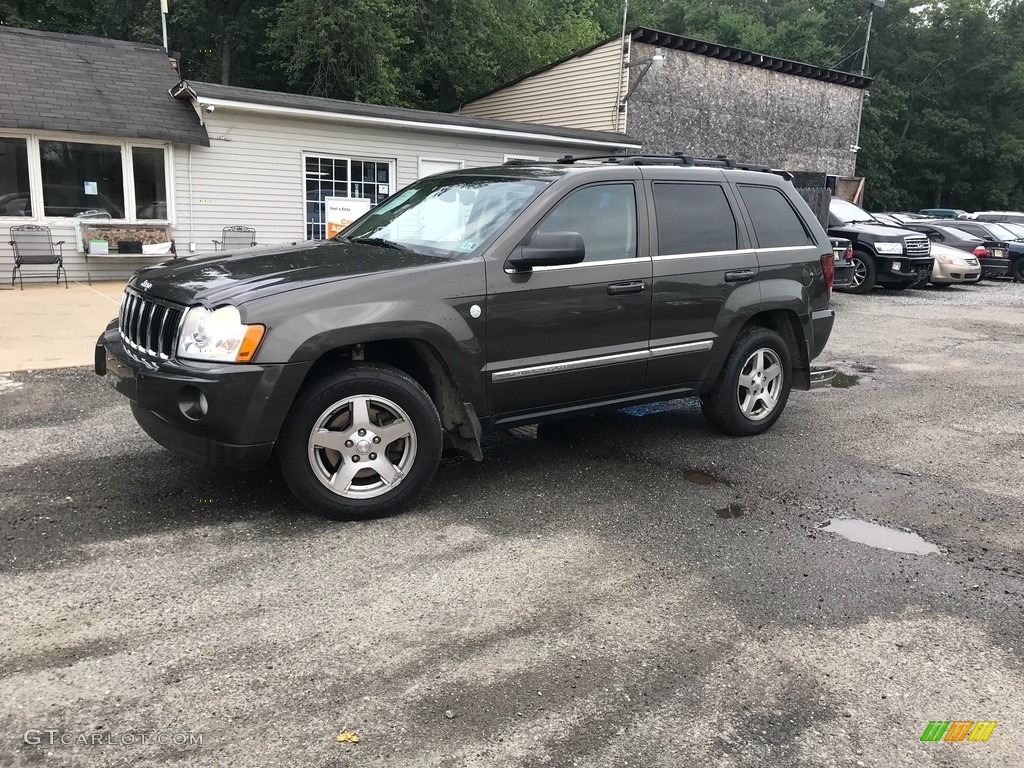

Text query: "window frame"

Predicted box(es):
[301, 151, 396, 241]
[0, 130, 174, 225]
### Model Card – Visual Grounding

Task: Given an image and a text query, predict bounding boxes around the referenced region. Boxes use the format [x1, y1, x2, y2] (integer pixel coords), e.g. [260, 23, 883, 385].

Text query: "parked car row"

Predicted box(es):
[828, 198, 1024, 293]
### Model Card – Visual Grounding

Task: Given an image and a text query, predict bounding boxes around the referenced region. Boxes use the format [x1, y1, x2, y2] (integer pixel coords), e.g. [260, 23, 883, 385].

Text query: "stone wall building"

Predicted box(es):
[458, 27, 871, 177]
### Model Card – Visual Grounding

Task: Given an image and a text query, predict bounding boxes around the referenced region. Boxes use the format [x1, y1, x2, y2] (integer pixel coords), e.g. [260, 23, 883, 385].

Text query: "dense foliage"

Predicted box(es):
[3, 0, 1023, 210]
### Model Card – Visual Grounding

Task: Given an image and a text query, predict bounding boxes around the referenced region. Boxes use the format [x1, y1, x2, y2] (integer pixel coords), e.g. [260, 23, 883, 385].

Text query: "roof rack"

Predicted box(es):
[503, 152, 793, 179]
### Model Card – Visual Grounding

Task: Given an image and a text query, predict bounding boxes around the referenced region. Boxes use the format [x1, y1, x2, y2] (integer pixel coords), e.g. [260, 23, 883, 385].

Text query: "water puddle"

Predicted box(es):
[716, 503, 745, 519]
[831, 372, 860, 388]
[820, 518, 940, 555]
[684, 469, 723, 486]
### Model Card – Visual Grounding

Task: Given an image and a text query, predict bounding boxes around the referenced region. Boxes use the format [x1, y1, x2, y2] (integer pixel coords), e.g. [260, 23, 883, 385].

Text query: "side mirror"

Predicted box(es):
[507, 231, 585, 269]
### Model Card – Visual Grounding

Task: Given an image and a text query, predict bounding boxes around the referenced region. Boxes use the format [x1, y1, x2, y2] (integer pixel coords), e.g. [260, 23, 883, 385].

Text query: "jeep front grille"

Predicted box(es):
[119, 290, 185, 359]
[904, 235, 930, 256]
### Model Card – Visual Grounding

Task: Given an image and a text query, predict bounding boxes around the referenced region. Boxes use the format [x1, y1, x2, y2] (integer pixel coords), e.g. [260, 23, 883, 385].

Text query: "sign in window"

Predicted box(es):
[305, 155, 391, 240]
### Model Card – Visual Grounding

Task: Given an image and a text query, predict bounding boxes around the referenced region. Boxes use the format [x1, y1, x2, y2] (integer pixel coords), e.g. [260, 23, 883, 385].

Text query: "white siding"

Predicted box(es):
[1, 114, 607, 284]
[459, 39, 628, 133]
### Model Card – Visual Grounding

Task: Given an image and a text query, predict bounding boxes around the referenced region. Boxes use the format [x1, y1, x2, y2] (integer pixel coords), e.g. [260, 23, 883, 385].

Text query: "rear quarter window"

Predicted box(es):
[738, 185, 814, 248]
[652, 182, 738, 255]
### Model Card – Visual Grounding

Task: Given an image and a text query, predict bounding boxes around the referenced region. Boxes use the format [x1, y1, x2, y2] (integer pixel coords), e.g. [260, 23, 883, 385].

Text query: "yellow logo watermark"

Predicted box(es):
[920, 721, 996, 742]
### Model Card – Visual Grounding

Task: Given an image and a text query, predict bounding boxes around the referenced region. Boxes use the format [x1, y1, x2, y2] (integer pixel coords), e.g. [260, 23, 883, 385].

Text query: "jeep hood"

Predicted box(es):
[128, 240, 451, 305]
[829, 221, 919, 239]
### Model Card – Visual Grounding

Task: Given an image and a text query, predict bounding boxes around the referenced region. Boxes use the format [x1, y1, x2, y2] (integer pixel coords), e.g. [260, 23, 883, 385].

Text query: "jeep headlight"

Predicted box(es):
[875, 242, 904, 255]
[177, 305, 265, 363]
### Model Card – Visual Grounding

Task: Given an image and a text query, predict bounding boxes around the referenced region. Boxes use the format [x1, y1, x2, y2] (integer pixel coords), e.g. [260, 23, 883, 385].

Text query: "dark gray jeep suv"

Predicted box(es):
[96, 155, 837, 519]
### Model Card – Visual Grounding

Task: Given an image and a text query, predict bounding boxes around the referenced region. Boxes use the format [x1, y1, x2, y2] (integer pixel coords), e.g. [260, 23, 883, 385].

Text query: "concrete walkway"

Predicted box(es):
[0, 281, 125, 372]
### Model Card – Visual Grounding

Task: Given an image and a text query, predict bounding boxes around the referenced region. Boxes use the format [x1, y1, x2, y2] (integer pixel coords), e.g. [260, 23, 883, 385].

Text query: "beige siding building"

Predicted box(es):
[457, 38, 629, 134]
[458, 27, 871, 177]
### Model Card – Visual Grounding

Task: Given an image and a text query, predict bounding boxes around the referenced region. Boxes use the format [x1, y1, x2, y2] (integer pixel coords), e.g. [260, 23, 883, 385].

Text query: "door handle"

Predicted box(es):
[607, 280, 647, 296]
[724, 270, 756, 283]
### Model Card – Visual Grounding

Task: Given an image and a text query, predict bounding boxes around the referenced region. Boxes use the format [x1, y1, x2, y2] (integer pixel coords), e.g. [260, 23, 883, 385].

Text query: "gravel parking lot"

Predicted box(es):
[2, 281, 1022, 767]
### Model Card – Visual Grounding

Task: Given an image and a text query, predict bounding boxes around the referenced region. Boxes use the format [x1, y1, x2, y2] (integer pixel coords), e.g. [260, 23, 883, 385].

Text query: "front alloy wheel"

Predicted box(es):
[280, 364, 442, 519]
[307, 394, 418, 499]
[840, 251, 876, 294]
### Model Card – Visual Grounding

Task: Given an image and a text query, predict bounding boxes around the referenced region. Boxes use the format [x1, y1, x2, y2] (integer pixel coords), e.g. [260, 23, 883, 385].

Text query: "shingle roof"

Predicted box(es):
[0, 26, 209, 146]
[179, 81, 641, 149]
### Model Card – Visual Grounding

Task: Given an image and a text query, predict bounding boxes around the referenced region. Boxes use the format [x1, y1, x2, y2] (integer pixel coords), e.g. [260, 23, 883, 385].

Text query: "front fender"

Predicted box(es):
[257, 299, 487, 409]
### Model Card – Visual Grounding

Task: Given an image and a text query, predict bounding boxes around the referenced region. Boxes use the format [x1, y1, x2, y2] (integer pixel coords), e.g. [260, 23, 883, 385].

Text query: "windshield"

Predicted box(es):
[830, 198, 877, 224]
[982, 222, 1018, 241]
[997, 222, 1024, 239]
[338, 175, 547, 258]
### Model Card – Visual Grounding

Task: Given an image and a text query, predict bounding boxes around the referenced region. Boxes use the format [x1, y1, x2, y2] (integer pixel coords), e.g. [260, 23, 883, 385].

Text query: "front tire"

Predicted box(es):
[701, 327, 792, 436]
[841, 250, 876, 294]
[279, 364, 443, 520]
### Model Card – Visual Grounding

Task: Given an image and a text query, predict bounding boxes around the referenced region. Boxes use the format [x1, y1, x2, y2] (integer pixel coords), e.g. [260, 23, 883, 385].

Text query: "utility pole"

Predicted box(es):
[852, 0, 884, 188]
[161, 0, 169, 53]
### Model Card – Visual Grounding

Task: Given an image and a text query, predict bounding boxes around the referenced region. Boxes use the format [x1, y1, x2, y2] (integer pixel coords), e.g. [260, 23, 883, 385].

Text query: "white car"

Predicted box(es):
[930, 242, 982, 286]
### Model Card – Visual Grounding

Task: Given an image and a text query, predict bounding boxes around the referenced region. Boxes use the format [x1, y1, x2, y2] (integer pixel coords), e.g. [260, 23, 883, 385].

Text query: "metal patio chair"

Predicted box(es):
[213, 226, 257, 251]
[9, 225, 68, 290]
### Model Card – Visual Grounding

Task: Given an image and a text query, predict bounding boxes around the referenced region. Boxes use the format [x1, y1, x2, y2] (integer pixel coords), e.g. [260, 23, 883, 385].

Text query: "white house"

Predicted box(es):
[0, 26, 640, 285]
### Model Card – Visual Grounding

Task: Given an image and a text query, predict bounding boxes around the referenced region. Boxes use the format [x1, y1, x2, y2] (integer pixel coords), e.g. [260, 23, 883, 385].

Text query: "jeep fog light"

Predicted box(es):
[177, 305, 265, 363]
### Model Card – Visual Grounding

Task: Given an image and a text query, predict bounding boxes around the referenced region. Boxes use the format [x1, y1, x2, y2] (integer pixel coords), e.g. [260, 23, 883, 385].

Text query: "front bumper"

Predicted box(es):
[878, 256, 933, 283]
[96, 321, 311, 469]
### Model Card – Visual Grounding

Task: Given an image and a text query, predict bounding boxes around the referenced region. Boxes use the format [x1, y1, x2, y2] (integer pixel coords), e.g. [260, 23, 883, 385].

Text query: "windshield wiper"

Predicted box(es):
[346, 236, 412, 252]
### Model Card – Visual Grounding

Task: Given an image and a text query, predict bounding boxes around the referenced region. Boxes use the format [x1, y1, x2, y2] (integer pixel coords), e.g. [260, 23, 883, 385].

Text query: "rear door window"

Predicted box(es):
[652, 183, 738, 255]
[737, 185, 814, 248]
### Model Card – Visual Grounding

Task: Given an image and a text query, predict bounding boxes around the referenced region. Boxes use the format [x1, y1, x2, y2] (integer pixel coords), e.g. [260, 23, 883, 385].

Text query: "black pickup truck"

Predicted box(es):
[829, 198, 933, 292]
[96, 155, 837, 520]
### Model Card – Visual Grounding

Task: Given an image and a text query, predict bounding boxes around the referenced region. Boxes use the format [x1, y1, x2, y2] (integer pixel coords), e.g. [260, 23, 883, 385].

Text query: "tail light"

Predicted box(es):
[844, 246, 854, 262]
[971, 245, 988, 257]
[820, 253, 835, 299]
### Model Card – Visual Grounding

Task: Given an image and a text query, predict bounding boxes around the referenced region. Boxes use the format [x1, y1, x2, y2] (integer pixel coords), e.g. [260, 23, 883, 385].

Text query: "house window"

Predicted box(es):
[40, 140, 125, 218]
[305, 154, 392, 240]
[0, 137, 32, 216]
[132, 147, 167, 220]
[0, 135, 170, 223]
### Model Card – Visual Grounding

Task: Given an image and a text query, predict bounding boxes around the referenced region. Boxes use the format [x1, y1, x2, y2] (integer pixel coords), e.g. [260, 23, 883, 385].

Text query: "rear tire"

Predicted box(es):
[279, 364, 442, 520]
[1011, 258, 1024, 282]
[701, 327, 792, 436]
[842, 250, 876, 294]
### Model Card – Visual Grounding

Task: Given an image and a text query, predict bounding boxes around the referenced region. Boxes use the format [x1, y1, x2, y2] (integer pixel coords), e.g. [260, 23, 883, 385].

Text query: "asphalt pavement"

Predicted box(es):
[1, 281, 1022, 767]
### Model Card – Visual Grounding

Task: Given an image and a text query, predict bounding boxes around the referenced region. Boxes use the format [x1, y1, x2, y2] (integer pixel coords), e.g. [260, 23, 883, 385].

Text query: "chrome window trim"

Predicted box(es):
[504, 256, 642, 274]
[653, 244, 817, 261]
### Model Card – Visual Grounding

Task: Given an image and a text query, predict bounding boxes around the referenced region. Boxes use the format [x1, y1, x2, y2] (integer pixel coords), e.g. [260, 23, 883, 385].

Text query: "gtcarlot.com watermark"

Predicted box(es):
[24, 729, 203, 747]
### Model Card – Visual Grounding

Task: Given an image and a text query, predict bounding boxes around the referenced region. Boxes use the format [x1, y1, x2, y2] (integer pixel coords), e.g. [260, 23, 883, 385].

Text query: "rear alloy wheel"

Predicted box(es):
[701, 327, 792, 436]
[842, 251, 876, 294]
[279, 364, 442, 520]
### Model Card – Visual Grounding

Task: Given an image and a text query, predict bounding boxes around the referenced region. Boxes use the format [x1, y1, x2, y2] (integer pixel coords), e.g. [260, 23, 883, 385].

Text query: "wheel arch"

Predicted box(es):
[292, 339, 484, 460]
[743, 309, 810, 389]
